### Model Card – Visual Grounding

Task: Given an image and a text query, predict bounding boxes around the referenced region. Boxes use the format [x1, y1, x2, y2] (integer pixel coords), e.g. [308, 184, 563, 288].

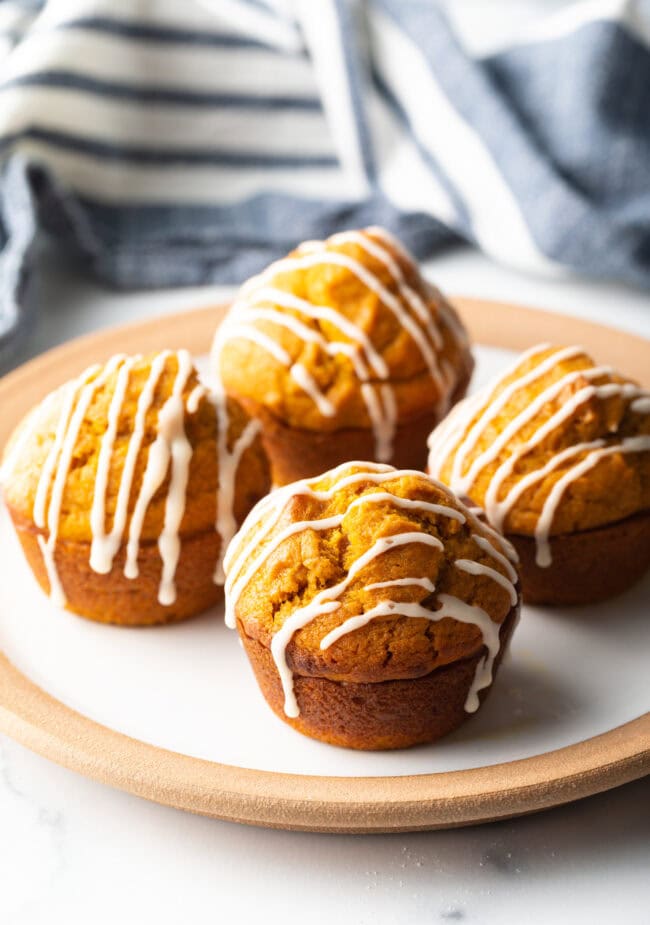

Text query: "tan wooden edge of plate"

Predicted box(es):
[0, 296, 648, 834]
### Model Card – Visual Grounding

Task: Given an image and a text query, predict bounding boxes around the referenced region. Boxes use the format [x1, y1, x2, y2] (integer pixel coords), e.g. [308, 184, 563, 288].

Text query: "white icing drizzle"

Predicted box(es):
[448, 345, 585, 488]
[364, 577, 436, 593]
[319, 594, 500, 714]
[330, 229, 444, 351]
[287, 362, 336, 417]
[214, 228, 465, 463]
[359, 532, 444, 555]
[436, 594, 502, 712]
[427, 343, 553, 478]
[211, 382, 261, 584]
[124, 350, 194, 607]
[630, 395, 650, 414]
[34, 357, 125, 606]
[454, 559, 518, 606]
[270, 598, 342, 718]
[211, 385, 234, 584]
[238, 287, 388, 376]
[318, 600, 419, 650]
[482, 382, 647, 550]
[224, 464, 513, 717]
[33, 367, 101, 528]
[89, 355, 139, 573]
[428, 345, 650, 566]
[89, 351, 169, 576]
[367, 226, 471, 350]
[186, 383, 206, 413]
[213, 320, 335, 419]
[360, 383, 395, 462]
[220, 321, 291, 367]
[471, 534, 518, 584]
[485, 440, 605, 534]
[346, 489, 466, 522]
[156, 350, 195, 605]
[453, 366, 615, 497]
[226, 289, 397, 458]
[534, 435, 650, 566]
[464, 506, 519, 564]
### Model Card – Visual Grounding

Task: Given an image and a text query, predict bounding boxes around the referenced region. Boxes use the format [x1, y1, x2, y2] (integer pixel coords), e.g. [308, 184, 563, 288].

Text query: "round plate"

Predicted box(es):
[0, 297, 648, 833]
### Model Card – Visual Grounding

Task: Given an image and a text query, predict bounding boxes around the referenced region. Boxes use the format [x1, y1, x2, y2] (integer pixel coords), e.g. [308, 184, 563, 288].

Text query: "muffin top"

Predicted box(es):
[1, 350, 270, 602]
[212, 227, 473, 460]
[427, 344, 650, 563]
[224, 462, 519, 717]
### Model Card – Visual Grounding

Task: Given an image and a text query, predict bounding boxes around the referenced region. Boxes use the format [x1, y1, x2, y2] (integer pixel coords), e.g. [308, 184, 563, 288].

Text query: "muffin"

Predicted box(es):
[212, 227, 473, 485]
[1, 350, 270, 625]
[427, 344, 650, 605]
[224, 461, 520, 750]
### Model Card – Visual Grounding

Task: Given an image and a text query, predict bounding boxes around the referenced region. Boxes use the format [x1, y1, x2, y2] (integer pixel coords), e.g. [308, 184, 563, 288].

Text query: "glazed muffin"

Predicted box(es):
[427, 344, 650, 605]
[212, 227, 473, 485]
[1, 350, 270, 625]
[224, 461, 520, 750]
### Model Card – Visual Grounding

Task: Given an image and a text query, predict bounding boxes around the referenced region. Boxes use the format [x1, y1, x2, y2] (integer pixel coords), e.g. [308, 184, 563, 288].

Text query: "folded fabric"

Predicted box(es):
[0, 0, 649, 368]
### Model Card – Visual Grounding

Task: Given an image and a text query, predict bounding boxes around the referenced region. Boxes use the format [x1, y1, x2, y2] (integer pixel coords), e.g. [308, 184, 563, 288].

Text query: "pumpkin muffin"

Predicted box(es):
[212, 227, 473, 485]
[427, 344, 650, 605]
[224, 461, 520, 750]
[1, 350, 271, 625]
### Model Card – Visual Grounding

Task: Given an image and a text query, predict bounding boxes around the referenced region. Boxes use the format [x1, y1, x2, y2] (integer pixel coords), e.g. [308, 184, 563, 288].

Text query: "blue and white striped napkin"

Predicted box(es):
[1, 0, 649, 367]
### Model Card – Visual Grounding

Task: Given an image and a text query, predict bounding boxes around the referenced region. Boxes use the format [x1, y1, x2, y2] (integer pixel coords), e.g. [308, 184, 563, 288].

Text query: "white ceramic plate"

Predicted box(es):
[0, 299, 647, 831]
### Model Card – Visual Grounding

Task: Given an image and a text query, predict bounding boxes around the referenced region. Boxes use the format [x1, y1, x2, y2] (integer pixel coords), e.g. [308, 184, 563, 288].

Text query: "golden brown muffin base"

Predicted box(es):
[508, 509, 650, 606]
[9, 509, 222, 626]
[238, 602, 518, 750]
[238, 371, 471, 486]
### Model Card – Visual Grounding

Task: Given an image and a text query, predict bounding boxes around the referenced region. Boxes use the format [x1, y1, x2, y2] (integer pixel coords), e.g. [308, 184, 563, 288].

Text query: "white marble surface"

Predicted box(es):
[1, 245, 649, 925]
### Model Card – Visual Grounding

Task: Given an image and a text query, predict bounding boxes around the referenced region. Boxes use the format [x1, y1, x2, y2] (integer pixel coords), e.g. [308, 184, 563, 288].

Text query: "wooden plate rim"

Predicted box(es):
[0, 295, 648, 833]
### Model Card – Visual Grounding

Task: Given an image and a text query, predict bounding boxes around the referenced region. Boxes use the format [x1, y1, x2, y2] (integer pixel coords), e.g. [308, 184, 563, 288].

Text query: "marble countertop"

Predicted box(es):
[2, 246, 649, 925]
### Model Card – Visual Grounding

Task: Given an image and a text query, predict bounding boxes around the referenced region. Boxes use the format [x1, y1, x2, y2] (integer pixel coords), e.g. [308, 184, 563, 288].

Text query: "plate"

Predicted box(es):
[0, 297, 648, 833]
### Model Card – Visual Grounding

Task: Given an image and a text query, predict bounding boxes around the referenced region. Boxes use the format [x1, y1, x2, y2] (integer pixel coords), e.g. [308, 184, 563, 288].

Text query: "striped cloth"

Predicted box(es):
[1, 0, 650, 368]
